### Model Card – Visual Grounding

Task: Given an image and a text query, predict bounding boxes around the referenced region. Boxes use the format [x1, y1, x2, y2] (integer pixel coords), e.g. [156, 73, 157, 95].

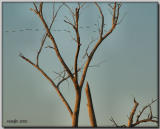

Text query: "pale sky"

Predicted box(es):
[2, 2, 158, 127]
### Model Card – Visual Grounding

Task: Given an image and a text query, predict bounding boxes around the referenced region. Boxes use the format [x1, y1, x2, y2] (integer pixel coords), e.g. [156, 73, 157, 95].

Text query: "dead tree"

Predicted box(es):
[20, 2, 121, 127]
[85, 82, 97, 127]
[110, 98, 158, 127]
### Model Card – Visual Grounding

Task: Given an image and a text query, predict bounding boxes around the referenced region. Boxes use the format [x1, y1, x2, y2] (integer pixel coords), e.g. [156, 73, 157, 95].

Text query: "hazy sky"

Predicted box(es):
[2, 2, 158, 127]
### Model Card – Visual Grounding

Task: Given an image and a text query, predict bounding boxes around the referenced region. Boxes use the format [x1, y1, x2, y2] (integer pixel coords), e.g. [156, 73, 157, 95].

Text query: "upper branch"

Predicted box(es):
[64, 4, 82, 87]
[63, 3, 76, 25]
[74, 7, 81, 86]
[95, 3, 104, 39]
[79, 2, 121, 87]
[36, 4, 63, 66]
[20, 54, 73, 117]
[102, 2, 120, 40]
[36, 34, 47, 66]
[31, 2, 74, 83]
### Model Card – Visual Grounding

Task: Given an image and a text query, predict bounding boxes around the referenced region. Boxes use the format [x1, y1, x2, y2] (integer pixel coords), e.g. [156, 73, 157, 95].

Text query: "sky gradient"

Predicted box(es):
[2, 2, 158, 127]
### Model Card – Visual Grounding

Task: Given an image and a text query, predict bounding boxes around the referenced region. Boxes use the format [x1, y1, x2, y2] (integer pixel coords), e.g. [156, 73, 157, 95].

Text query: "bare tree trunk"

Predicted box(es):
[72, 88, 82, 127]
[85, 82, 97, 127]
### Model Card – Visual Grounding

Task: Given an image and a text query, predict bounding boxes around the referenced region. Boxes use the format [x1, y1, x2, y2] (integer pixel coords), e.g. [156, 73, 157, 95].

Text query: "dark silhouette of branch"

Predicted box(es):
[63, 3, 76, 25]
[110, 117, 118, 127]
[56, 68, 82, 88]
[136, 99, 157, 122]
[64, 19, 75, 29]
[82, 38, 96, 59]
[109, 98, 158, 127]
[109, 117, 127, 127]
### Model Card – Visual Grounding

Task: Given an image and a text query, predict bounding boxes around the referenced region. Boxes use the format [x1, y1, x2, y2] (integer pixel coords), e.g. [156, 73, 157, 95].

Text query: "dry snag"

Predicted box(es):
[20, 2, 121, 127]
[110, 98, 158, 127]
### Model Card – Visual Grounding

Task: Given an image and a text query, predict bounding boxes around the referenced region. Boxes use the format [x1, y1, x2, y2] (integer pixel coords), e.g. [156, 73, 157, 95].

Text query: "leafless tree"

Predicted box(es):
[20, 2, 121, 127]
[110, 98, 158, 127]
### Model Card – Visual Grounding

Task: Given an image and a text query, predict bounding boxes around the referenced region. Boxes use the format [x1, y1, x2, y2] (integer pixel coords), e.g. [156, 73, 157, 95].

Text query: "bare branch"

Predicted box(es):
[57, 67, 82, 88]
[50, 4, 64, 29]
[63, 3, 76, 25]
[148, 106, 152, 119]
[110, 117, 118, 127]
[20, 54, 73, 117]
[36, 4, 63, 66]
[20, 54, 57, 88]
[103, 3, 121, 39]
[83, 38, 96, 59]
[34, 6, 75, 83]
[36, 34, 47, 66]
[33, 2, 38, 13]
[39, 2, 43, 16]
[128, 98, 139, 127]
[53, 70, 66, 79]
[132, 118, 158, 127]
[112, 3, 116, 25]
[136, 99, 158, 122]
[109, 98, 158, 127]
[109, 116, 127, 127]
[64, 20, 75, 29]
[64, 5, 82, 87]
[95, 3, 104, 39]
[79, 2, 120, 88]
[57, 76, 70, 88]
[117, 12, 127, 25]
[108, 3, 114, 9]
[74, 7, 81, 85]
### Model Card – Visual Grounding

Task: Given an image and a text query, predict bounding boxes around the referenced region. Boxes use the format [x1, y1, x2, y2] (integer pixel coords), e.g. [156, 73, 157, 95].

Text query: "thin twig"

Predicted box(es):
[110, 117, 118, 127]
[63, 3, 76, 25]
[95, 3, 104, 39]
[136, 99, 158, 122]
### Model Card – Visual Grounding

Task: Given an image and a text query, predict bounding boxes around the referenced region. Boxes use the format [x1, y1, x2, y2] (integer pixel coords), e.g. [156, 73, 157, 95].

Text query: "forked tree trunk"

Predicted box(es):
[72, 88, 82, 127]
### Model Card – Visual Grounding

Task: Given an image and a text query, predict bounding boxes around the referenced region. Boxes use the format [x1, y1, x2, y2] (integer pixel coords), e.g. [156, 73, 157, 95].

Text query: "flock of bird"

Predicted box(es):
[4, 24, 106, 33]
